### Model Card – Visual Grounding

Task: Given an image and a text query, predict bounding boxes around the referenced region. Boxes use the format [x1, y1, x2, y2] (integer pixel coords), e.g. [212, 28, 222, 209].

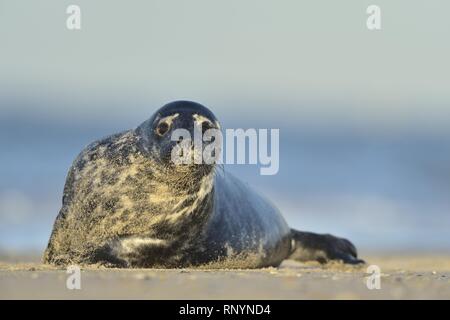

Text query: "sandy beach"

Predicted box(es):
[1, 253, 449, 299]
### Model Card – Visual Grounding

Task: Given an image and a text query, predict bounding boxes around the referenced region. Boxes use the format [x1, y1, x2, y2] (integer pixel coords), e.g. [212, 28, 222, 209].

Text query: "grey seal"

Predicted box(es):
[43, 100, 363, 268]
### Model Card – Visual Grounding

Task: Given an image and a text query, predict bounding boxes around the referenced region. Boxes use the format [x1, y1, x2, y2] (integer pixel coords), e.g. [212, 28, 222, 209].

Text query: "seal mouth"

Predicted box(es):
[167, 159, 215, 178]
[157, 161, 215, 193]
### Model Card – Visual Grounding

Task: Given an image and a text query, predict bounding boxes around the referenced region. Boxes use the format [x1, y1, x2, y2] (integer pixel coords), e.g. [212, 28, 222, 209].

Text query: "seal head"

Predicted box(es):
[136, 100, 220, 179]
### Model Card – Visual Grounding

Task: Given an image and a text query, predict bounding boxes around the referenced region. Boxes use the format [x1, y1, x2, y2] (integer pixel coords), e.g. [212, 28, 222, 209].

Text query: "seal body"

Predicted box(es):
[197, 172, 292, 268]
[44, 101, 362, 268]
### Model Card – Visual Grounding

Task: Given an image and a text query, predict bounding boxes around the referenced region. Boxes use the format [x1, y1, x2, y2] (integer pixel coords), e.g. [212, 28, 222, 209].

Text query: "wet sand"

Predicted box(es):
[1, 253, 450, 299]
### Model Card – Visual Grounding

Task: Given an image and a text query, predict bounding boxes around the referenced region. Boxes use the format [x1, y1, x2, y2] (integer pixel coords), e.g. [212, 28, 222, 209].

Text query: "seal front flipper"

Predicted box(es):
[288, 229, 365, 265]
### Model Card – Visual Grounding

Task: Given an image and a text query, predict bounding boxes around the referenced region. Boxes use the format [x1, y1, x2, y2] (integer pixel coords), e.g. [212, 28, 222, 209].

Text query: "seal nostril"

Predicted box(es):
[201, 121, 213, 134]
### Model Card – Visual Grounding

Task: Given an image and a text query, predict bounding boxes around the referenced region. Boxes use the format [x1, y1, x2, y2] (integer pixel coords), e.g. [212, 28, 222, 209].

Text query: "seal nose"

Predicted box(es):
[200, 120, 215, 134]
[168, 114, 220, 166]
[172, 113, 218, 142]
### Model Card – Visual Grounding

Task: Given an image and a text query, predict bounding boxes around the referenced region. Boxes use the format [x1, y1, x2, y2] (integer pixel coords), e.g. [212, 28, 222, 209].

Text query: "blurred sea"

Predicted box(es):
[1, 100, 449, 253]
[1, 0, 450, 255]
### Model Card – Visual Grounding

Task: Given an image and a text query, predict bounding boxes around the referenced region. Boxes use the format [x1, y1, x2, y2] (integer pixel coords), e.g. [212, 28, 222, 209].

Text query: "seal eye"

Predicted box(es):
[156, 122, 170, 136]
